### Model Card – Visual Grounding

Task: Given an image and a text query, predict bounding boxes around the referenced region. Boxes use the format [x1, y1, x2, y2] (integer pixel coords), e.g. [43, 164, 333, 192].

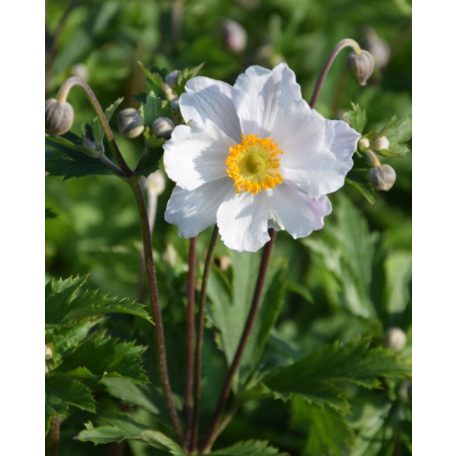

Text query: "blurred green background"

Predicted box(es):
[45, 0, 411, 454]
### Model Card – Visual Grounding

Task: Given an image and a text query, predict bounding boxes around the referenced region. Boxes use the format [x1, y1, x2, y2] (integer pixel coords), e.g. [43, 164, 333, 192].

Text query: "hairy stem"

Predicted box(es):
[184, 237, 197, 445]
[200, 229, 277, 453]
[56, 76, 132, 177]
[309, 38, 362, 109]
[129, 178, 184, 445]
[189, 227, 219, 451]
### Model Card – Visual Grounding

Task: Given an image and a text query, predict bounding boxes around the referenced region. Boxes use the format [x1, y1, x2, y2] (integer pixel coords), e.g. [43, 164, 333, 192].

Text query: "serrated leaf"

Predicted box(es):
[46, 276, 152, 325]
[207, 439, 287, 456]
[45, 134, 115, 179]
[343, 103, 367, 133]
[175, 63, 205, 95]
[260, 339, 410, 412]
[101, 377, 159, 414]
[58, 334, 148, 383]
[138, 62, 166, 96]
[139, 90, 162, 126]
[77, 419, 184, 454]
[46, 374, 96, 414]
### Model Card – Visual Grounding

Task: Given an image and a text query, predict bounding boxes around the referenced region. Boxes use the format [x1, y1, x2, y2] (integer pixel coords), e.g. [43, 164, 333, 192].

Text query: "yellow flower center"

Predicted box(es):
[226, 134, 284, 194]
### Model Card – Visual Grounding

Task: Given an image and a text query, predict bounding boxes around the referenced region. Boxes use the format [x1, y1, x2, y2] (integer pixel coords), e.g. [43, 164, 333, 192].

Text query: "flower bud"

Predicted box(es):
[165, 70, 180, 89]
[362, 27, 391, 69]
[368, 164, 396, 191]
[371, 135, 390, 151]
[384, 327, 407, 352]
[145, 170, 166, 196]
[71, 63, 89, 80]
[215, 256, 232, 271]
[169, 97, 180, 111]
[358, 137, 370, 152]
[346, 50, 375, 86]
[116, 108, 144, 138]
[45, 98, 74, 136]
[152, 117, 175, 139]
[222, 19, 247, 54]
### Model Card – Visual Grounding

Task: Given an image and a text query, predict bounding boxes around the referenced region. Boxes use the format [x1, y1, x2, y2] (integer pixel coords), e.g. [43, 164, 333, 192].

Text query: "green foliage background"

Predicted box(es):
[45, 0, 411, 455]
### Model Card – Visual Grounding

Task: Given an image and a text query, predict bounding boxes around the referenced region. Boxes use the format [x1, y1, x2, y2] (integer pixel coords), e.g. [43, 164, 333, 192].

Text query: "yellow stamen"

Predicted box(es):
[226, 134, 284, 194]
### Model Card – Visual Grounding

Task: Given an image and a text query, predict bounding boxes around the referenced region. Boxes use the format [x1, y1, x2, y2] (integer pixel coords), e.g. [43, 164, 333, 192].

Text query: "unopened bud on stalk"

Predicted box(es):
[368, 164, 397, 191]
[71, 63, 89, 81]
[358, 137, 370, 152]
[384, 327, 407, 352]
[165, 70, 180, 89]
[216, 256, 232, 271]
[222, 19, 247, 54]
[371, 135, 390, 151]
[346, 50, 375, 86]
[45, 98, 74, 136]
[362, 27, 391, 69]
[152, 117, 175, 139]
[116, 108, 144, 138]
[145, 170, 166, 196]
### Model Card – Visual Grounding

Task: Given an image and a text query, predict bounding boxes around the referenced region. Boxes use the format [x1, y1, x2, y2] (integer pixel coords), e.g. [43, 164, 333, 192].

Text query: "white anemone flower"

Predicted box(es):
[163, 63, 360, 252]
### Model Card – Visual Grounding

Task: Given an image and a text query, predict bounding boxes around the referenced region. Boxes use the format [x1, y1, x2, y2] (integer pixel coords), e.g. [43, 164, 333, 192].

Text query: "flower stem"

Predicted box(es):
[49, 416, 60, 456]
[129, 178, 184, 445]
[189, 226, 219, 451]
[366, 149, 381, 167]
[309, 38, 362, 109]
[184, 237, 197, 445]
[200, 229, 277, 453]
[56, 76, 132, 177]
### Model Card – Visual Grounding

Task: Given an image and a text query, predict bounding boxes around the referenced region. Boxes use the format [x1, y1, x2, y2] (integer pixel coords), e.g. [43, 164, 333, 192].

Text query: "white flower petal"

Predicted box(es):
[217, 189, 271, 252]
[232, 63, 304, 137]
[163, 123, 235, 191]
[270, 183, 332, 239]
[179, 77, 241, 141]
[281, 115, 360, 197]
[165, 179, 233, 238]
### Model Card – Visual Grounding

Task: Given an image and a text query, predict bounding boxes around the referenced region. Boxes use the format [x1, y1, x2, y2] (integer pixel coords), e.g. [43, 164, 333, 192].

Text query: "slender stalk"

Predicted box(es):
[200, 229, 277, 453]
[184, 237, 197, 445]
[56, 76, 132, 177]
[130, 179, 184, 445]
[366, 149, 381, 167]
[309, 38, 362, 109]
[189, 226, 219, 451]
[49, 416, 60, 456]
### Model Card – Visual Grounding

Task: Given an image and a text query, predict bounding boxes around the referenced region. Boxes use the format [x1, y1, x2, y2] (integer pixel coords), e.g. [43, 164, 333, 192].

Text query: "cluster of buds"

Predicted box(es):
[359, 134, 397, 192]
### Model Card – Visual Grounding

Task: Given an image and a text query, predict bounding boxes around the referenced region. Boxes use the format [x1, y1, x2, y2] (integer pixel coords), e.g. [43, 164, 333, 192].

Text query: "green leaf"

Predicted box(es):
[290, 399, 353, 456]
[45, 134, 114, 179]
[77, 419, 184, 454]
[241, 264, 288, 378]
[45, 276, 152, 325]
[175, 63, 205, 95]
[346, 168, 376, 205]
[260, 339, 410, 413]
[45, 207, 58, 219]
[46, 374, 96, 415]
[208, 255, 288, 388]
[139, 90, 162, 127]
[101, 377, 159, 414]
[304, 196, 379, 318]
[138, 62, 167, 96]
[58, 334, 148, 383]
[207, 440, 287, 456]
[376, 115, 412, 157]
[343, 103, 367, 133]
